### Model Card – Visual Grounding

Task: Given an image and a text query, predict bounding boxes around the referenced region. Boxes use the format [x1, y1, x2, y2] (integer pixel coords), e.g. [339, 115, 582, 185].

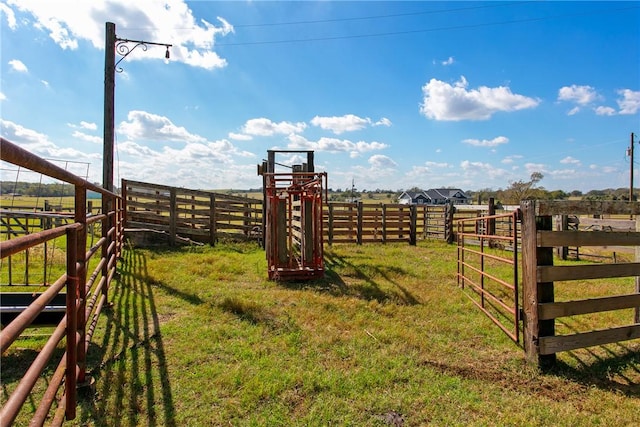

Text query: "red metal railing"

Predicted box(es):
[0, 137, 124, 425]
[456, 210, 521, 343]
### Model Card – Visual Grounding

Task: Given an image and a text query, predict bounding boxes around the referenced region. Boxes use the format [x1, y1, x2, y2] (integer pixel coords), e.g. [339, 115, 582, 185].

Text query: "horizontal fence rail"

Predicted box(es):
[521, 200, 640, 368]
[0, 137, 124, 425]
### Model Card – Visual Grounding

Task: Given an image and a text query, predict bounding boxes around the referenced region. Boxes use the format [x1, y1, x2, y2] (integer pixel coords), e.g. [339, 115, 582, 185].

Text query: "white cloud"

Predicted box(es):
[0, 119, 100, 162]
[441, 56, 454, 66]
[560, 156, 581, 166]
[287, 134, 387, 157]
[228, 132, 253, 141]
[5, 0, 233, 70]
[373, 117, 392, 127]
[617, 89, 640, 115]
[368, 154, 397, 169]
[8, 59, 28, 72]
[567, 106, 581, 116]
[310, 114, 390, 135]
[117, 110, 206, 143]
[420, 76, 539, 121]
[0, 92, 6, 101]
[80, 121, 97, 130]
[72, 131, 102, 144]
[462, 136, 509, 147]
[425, 161, 450, 168]
[68, 121, 97, 130]
[0, 2, 17, 29]
[594, 106, 616, 116]
[460, 160, 509, 180]
[501, 155, 523, 164]
[558, 85, 598, 105]
[241, 118, 306, 136]
[524, 163, 547, 174]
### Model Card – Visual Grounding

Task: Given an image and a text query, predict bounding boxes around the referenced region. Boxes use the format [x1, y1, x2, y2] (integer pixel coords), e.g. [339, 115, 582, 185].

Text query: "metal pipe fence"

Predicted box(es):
[0, 137, 124, 425]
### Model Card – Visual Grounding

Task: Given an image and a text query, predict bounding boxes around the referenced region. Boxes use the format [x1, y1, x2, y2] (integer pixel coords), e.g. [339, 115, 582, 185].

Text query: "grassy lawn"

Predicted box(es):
[3, 240, 639, 426]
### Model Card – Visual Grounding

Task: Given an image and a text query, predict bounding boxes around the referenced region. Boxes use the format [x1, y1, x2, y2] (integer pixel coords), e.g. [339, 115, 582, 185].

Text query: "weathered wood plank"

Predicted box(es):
[538, 230, 640, 247]
[539, 294, 640, 320]
[538, 263, 640, 282]
[539, 325, 640, 355]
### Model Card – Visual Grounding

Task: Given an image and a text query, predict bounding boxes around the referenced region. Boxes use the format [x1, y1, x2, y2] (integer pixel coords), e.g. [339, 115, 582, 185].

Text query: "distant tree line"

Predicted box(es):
[2, 180, 637, 204]
[0, 181, 76, 197]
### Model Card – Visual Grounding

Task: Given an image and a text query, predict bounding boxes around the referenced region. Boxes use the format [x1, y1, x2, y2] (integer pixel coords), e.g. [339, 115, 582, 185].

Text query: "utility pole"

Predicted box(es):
[103, 22, 116, 193]
[629, 132, 635, 204]
[102, 21, 172, 193]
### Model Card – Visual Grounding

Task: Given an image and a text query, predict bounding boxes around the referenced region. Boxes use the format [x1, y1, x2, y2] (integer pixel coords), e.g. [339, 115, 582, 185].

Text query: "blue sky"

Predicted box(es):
[1, 1, 639, 193]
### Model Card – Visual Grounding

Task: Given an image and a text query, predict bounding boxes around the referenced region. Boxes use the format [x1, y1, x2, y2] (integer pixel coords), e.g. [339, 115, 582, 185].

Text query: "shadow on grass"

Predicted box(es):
[548, 342, 640, 398]
[277, 250, 419, 305]
[546, 317, 640, 397]
[79, 248, 177, 427]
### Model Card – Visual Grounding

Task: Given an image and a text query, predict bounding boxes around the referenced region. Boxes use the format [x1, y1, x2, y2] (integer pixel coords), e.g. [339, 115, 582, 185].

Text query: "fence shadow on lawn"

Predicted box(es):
[79, 248, 177, 427]
[550, 342, 640, 398]
[279, 251, 420, 305]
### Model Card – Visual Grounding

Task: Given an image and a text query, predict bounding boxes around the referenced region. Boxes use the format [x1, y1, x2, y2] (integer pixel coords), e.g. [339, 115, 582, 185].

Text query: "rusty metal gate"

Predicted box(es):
[456, 210, 521, 343]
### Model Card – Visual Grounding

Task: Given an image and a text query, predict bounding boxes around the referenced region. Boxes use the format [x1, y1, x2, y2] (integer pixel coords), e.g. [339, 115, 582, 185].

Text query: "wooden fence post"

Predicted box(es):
[446, 201, 455, 244]
[328, 203, 334, 245]
[409, 204, 417, 246]
[555, 214, 569, 260]
[357, 202, 363, 245]
[635, 216, 640, 323]
[521, 200, 556, 368]
[488, 197, 496, 236]
[209, 194, 216, 246]
[382, 204, 387, 244]
[169, 188, 176, 246]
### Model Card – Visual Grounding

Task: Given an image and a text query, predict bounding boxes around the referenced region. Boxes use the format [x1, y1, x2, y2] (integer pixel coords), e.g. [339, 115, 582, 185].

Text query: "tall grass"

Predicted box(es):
[3, 241, 639, 426]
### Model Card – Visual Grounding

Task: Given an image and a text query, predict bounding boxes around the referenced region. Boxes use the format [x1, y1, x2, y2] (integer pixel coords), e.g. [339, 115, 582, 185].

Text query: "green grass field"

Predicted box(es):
[3, 240, 638, 426]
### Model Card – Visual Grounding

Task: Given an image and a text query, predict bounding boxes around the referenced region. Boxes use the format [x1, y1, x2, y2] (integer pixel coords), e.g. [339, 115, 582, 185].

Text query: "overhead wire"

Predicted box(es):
[232, 1, 537, 28]
[215, 3, 640, 47]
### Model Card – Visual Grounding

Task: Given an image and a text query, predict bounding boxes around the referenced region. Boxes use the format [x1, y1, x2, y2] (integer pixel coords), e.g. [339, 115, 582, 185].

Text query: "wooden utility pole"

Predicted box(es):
[102, 22, 172, 194]
[103, 22, 116, 193]
[630, 132, 635, 204]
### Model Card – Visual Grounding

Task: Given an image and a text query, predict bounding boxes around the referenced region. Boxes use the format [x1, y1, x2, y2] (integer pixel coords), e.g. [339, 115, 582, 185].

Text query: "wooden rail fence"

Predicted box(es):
[122, 181, 496, 247]
[521, 200, 640, 367]
[122, 179, 262, 245]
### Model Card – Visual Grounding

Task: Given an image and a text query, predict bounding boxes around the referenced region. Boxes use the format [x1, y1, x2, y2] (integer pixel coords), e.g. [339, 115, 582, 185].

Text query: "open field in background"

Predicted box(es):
[3, 240, 638, 426]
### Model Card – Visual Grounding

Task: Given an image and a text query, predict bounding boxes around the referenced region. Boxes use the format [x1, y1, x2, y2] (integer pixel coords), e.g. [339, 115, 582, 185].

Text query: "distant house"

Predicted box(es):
[398, 188, 471, 205]
[398, 190, 431, 205]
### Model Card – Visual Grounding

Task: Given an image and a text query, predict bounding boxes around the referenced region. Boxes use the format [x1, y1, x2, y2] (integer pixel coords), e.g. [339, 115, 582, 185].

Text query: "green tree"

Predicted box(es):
[503, 172, 544, 204]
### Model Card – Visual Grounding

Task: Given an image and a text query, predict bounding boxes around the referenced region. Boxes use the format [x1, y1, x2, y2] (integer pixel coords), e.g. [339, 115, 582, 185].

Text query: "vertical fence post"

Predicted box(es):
[635, 217, 640, 323]
[74, 186, 88, 386]
[209, 194, 216, 246]
[409, 204, 417, 246]
[327, 203, 334, 245]
[555, 214, 568, 260]
[446, 201, 455, 243]
[521, 200, 556, 368]
[169, 188, 177, 246]
[382, 204, 387, 244]
[65, 226, 78, 420]
[488, 198, 496, 236]
[357, 202, 363, 245]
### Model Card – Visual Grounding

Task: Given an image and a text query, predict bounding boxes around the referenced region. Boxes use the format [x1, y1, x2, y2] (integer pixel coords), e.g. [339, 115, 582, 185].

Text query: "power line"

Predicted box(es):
[233, 1, 536, 28]
[217, 4, 640, 47]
